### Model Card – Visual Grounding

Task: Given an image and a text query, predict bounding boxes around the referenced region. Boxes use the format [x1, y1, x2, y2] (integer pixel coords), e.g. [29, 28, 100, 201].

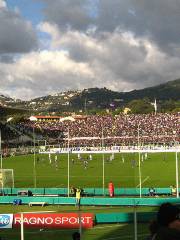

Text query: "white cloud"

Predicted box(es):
[0, 0, 6, 8]
[0, 0, 37, 54]
[0, 50, 94, 99]
[1, 0, 180, 100]
[1, 24, 180, 100]
[39, 0, 180, 54]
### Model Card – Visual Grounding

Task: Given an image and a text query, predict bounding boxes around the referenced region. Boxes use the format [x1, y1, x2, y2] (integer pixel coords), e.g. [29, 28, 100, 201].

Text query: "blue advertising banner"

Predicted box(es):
[0, 214, 13, 228]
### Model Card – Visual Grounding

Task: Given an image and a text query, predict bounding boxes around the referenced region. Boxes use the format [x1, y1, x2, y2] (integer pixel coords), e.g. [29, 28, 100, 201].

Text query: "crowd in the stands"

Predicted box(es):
[0, 123, 20, 142]
[17, 113, 179, 146]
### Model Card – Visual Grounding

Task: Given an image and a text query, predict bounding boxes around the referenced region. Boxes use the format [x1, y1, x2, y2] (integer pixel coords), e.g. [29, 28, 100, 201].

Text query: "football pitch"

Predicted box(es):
[0, 152, 179, 239]
[2, 152, 179, 188]
[0, 223, 149, 240]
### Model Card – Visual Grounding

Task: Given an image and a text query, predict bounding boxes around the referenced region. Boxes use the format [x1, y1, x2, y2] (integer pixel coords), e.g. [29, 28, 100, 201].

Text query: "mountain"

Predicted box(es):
[0, 95, 28, 117]
[123, 78, 180, 101]
[0, 78, 179, 113]
[70, 79, 180, 110]
[0, 94, 17, 106]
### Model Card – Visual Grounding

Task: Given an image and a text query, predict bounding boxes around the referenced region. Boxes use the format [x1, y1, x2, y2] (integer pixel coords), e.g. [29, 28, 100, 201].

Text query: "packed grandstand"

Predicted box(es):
[1, 112, 179, 151]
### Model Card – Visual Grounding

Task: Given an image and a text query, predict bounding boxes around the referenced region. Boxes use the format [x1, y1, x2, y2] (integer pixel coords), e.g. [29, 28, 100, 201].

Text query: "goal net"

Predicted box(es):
[0, 169, 14, 188]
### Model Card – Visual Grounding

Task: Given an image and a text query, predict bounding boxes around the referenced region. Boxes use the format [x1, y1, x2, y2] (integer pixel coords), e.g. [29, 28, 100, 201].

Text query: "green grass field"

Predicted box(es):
[0, 152, 179, 239]
[0, 223, 149, 240]
[2, 152, 179, 188]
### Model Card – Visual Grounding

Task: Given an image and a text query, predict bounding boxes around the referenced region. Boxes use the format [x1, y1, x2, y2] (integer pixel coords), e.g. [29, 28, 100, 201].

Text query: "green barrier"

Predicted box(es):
[44, 188, 67, 195]
[81, 197, 180, 206]
[1, 188, 11, 195]
[27, 188, 45, 194]
[0, 196, 179, 206]
[0, 196, 76, 205]
[0, 187, 174, 197]
[114, 188, 171, 195]
[83, 188, 95, 196]
[95, 212, 157, 223]
[95, 212, 133, 223]
[8, 188, 45, 195]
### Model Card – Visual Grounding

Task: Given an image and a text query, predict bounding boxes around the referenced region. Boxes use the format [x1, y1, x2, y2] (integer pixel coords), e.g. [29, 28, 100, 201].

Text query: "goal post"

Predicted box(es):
[0, 169, 14, 189]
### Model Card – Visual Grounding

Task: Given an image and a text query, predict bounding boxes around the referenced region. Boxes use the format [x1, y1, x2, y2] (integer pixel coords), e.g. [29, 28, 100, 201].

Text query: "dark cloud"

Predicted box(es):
[41, 0, 93, 31]
[40, 0, 180, 54]
[0, 3, 38, 55]
[126, 0, 180, 54]
[1, 0, 180, 100]
[0, 54, 15, 63]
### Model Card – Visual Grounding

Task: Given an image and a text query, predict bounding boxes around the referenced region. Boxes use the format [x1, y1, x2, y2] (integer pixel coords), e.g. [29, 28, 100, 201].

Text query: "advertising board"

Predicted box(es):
[14, 213, 94, 229]
[0, 214, 13, 229]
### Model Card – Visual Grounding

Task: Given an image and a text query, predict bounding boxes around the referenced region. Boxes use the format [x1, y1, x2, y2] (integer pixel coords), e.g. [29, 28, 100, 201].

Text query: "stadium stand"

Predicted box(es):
[15, 113, 179, 147]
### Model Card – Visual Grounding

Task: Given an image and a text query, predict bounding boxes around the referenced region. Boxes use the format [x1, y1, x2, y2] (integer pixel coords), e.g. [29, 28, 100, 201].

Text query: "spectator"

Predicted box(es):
[146, 220, 159, 240]
[72, 232, 80, 240]
[171, 185, 177, 196]
[108, 181, 114, 197]
[75, 188, 81, 208]
[70, 186, 76, 197]
[147, 202, 180, 239]
[149, 187, 156, 197]
[17, 112, 179, 147]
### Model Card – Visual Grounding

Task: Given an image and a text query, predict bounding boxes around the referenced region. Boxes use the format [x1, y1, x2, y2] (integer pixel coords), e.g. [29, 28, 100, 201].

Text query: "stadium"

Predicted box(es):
[1, 1, 180, 239]
[0, 112, 179, 239]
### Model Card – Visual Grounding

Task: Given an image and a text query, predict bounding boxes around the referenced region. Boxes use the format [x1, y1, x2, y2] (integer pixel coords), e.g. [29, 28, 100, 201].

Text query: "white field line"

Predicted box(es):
[22, 174, 146, 178]
[136, 176, 149, 188]
[54, 175, 142, 178]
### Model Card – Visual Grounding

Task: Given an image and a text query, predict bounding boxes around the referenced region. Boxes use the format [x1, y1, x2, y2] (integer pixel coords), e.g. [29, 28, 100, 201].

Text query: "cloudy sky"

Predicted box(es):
[1, 0, 180, 100]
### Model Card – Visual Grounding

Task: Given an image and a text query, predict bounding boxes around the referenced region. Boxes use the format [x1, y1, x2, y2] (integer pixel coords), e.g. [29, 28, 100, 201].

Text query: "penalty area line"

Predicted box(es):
[136, 176, 149, 188]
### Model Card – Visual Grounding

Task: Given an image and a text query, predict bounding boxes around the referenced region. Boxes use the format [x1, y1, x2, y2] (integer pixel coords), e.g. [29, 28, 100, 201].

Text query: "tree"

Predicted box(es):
[127, 99, 154, 114]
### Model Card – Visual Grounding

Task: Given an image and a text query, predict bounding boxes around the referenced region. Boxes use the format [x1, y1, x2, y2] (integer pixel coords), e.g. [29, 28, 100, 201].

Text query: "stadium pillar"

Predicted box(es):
[176, 151, 179, 198]
[29, 116, 37, 188]
[68, 127, 70, 197]
[134, 205, 138, 240]
[102, 127, 105, 195]
[138, 124, 142, 198]
[173, 131, 179, 198]
[78, 201, 82, 239]
[33, 126, 37, 188]
[20, 213, 24, 240]
[0, 128, 3, 195]
[0, 129, 2, 169]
